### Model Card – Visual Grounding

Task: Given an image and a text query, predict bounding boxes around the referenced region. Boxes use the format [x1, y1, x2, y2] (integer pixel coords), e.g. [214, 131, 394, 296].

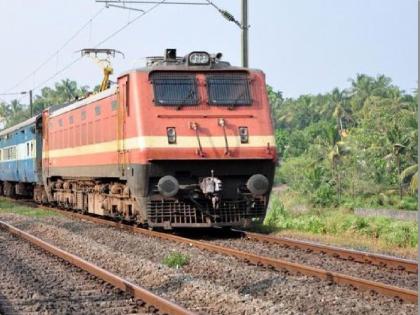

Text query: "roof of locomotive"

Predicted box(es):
[48, 86, 117, 118]
[119, 52, 259, 76]
[46, 52, 262, 118]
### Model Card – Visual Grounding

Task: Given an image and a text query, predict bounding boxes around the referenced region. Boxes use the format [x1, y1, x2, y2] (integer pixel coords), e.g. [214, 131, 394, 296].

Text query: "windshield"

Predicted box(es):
[151, 73, 198, 106]
[206, 74, 251, 106]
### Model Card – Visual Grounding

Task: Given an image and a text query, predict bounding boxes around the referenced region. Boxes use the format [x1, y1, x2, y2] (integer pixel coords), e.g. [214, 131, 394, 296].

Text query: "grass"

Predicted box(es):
[260, 196, 418, 256]
[341, 194, 418, 211]
[272, 230, 417, 260]
[0, 197, 57, 218]
[162, 251, 190, 268]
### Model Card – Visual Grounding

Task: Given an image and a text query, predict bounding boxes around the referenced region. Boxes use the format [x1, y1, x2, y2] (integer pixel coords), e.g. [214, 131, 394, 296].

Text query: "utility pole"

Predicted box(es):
[29, 90, 33, 116]
[241, 0, 248, 68]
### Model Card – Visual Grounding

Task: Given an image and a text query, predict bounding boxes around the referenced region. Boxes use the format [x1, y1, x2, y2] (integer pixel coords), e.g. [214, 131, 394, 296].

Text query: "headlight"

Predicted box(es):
[247, 174, 269, 195]
[239, 127, 249, 143]
[188, 52, 210, 65]
[158, 175, 179, 197]
[167, 127, 176, 144]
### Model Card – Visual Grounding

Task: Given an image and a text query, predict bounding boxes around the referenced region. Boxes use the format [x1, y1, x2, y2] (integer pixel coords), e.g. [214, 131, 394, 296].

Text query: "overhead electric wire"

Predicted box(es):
[5, 0, 167, 98]
[28, 0, 168, 93]
[106, 3, 146, 12]
[94, 0, 167, 47]
[31, 57, 83, 92]
[96, 1, 208, 5]
[204, 0, 242, 29]
[0, 91, 28, 96]
[3, 7, 107, 95]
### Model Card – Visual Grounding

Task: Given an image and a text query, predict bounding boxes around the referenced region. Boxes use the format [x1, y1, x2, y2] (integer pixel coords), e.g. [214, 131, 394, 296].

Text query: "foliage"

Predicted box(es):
[0, 79, 89, 128]
[162, 251, 190, 268]
[400, 165, 418, 194]
[264, 198, 417, 248]
[269, 74, 418, 209]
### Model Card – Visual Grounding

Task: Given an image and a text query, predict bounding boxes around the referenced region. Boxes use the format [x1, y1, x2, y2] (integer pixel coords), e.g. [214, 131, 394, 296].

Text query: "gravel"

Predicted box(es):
[0, 212, 417, 315]
[0, 229, 154, 315]
[207, 237, 418, 291]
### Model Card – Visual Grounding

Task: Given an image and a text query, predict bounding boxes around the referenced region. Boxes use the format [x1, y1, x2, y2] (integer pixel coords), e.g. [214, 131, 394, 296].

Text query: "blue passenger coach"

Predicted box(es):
[0, 116, 42, 196]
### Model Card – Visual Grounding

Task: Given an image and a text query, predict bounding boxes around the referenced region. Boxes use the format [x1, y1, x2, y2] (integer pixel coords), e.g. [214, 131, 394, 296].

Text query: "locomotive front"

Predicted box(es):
[124, 49, 276, 228]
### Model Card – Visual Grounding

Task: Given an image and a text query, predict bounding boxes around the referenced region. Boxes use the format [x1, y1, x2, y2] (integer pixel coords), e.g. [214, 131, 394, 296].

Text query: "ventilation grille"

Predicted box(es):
[147, 199, 266, 226]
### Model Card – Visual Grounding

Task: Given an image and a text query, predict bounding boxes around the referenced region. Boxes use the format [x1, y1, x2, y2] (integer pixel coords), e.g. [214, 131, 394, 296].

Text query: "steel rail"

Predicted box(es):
[30, 207, 418, 304]
[0, 220, 195, 315]
[233, 230, 418, 273]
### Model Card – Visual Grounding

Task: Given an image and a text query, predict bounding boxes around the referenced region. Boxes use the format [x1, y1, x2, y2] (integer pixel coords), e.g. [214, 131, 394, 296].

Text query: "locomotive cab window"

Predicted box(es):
[206, 73, 252, 106]
[151, 72, 198, 106]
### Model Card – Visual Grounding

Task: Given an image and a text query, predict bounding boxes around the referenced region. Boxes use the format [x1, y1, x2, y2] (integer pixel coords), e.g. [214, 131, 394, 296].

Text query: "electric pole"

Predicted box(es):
[241, 0, 248, 68]
[29, 90, 33, 116]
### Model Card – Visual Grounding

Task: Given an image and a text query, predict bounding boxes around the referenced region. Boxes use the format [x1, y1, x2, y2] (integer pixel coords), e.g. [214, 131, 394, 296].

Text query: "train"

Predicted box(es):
[0, 49, 276, 229]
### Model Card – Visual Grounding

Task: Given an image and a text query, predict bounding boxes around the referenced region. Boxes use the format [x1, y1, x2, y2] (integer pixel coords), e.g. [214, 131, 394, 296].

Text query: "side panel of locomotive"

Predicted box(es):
[43, 87, 120, 178]
[41, 86, 143, 217]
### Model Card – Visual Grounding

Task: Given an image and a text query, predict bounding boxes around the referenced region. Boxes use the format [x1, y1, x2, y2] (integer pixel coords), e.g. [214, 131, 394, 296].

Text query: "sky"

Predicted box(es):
[0, 0, 417, 103]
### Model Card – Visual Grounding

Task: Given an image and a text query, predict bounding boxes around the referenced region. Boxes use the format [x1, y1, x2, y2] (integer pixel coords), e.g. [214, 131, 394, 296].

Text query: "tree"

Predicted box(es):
[275, 73, 417, 209]
[400, 165, 418, 195]
[386, 125, 410, 198]
[0, 79, 91, 128]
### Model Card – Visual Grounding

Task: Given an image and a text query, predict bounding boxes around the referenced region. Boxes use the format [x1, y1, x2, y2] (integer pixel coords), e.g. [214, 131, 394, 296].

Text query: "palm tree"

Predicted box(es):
[349, 74, 374, 111]
[0, 102, 8, 129]
[9, 99, 22, 115]
[372, 74, 392, 97]
[328, 140, 351, 202]
[386, 125, 410, 198]
[400, 165, 418, 195]
[55, 79, 79, 102]
[318, 124, 350, 202]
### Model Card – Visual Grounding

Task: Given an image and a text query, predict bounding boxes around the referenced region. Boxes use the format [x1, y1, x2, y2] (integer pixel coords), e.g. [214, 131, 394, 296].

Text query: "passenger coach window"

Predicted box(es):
[206, 74, 252, 106]
[151, 73, 198, 106]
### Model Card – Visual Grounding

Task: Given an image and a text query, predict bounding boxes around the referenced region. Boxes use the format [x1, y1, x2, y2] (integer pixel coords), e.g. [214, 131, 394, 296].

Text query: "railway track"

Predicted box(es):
[0, 220, 194, 315]
[16, 202, 416, 304]
[234, 230, 418, 273]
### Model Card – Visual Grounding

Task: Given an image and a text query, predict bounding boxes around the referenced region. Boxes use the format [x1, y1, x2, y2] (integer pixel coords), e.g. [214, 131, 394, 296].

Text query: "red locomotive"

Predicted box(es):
[37, 49, 276, 228]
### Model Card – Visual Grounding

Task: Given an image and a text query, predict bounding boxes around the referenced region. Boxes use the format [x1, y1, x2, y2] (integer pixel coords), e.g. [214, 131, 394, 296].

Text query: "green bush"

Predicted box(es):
[162, 252, 190, 268]
[264, 198, 287, 226]
[397, 196, 418, 211]
[263, 197, 418, 248]
[276, 155, 313, 186]
[312, 183, 336, 206]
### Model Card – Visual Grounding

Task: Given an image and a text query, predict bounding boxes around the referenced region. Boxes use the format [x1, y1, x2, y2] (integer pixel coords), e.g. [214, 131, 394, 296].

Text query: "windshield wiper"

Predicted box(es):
[176, 89, 196, 109]
[232, 88, 248, 105]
